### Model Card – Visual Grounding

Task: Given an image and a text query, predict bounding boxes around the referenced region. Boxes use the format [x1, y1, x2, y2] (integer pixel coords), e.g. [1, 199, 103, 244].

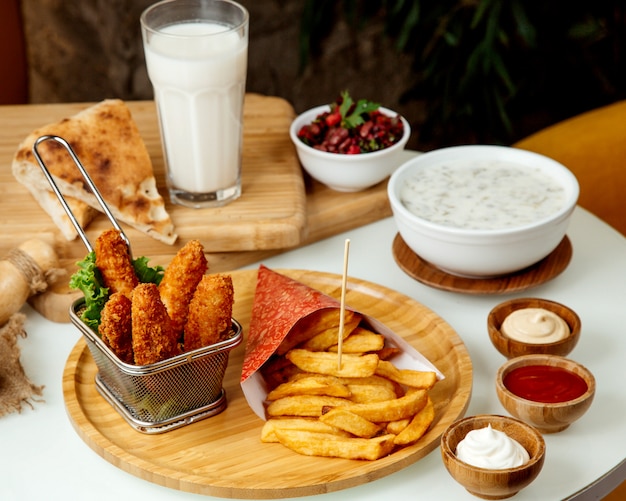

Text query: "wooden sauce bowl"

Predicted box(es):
[496, 354, 595, 433]
[441, 414, 546, 499]
[488, 298, 581, 358]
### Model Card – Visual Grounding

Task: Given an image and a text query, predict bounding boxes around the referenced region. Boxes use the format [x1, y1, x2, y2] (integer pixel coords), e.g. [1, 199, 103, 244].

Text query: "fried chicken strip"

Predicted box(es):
[132, 283, 180, 365]
[184, 274, 234, 352]
[95, 228, 138, 298]
[98, 292, 133, 364]
[158, 240, 208, 336]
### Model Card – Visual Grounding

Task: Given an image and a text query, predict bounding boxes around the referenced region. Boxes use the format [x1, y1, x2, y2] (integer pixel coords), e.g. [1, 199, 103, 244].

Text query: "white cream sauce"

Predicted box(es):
[456, 424, 530, 469]
[399, 160, 567, 230]
[502, 307, 570, 344]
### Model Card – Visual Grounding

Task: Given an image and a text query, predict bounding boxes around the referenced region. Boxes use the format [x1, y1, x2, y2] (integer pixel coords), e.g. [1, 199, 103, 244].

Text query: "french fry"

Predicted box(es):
[260, 355, 300, 390]
[319, 408, 382, 438]
[266, 395, 351, 417]
[386, 418, 411, 435]
[376, 360, 438, 389]
[261, 417, 350, 443]
[339, 375, 398, 390]
[341, 388, 428, 422]
[276, 309, 360, 355]
[345, 382, 398, 403]
[375, 346, 402, 360]
[259, 302, 440, 461]
[286, 349, 379, 378]
[266, 374, 352, 400]
[302, 315, 361, 351]
[328, 327, 385, 354]
[393, 397, 435, 446]
[274, 430, 396, 461]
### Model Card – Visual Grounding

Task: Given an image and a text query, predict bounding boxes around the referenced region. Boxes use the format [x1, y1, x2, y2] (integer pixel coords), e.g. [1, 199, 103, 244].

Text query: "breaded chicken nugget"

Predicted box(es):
[184, 274, 234, 352]
[132, 283, 180, 365]
[95, 229, 138, 298]
[99, 292, 133, 364]
[158, 240, 208, 336]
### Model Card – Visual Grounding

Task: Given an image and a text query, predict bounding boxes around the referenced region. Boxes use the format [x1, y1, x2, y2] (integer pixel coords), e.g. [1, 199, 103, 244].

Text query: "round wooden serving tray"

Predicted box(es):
[63, 269, 473, 499]
[393, 234, 573, 295]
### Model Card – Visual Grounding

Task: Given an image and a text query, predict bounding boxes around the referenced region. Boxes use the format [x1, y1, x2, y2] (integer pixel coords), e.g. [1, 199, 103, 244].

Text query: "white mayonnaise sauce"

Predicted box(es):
[399, 160, 566, 230]
[456, 424, 530, 469]
[501, 307, 570, 344]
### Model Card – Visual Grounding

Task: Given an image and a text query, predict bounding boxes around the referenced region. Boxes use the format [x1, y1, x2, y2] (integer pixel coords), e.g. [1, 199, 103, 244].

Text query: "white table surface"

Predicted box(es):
[2, 207, 625, 501]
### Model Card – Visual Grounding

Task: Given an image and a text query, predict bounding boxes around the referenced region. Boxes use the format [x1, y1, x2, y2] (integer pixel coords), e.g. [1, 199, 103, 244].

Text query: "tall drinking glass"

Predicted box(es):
[141, 0, 248, 208]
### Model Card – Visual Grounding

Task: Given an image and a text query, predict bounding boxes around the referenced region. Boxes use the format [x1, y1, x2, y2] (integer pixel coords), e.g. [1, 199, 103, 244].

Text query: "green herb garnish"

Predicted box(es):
[338, 90, 380, 129]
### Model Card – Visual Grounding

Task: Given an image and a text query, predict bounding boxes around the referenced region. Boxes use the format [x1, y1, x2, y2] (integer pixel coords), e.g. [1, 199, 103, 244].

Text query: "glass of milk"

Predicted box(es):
[141, 0, 248, 208]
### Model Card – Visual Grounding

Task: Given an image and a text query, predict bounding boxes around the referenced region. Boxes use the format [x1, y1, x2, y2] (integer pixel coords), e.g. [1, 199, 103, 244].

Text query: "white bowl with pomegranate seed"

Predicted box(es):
[290, 105, 411, 192]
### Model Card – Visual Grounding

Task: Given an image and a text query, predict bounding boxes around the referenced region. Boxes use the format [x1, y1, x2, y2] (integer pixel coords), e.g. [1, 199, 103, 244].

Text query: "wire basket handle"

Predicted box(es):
[32, 135, 132, 256]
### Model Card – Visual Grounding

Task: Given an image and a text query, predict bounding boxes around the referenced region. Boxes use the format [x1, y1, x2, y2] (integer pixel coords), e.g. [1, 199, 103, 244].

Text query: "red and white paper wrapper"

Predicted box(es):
[240, 265, 444, 420]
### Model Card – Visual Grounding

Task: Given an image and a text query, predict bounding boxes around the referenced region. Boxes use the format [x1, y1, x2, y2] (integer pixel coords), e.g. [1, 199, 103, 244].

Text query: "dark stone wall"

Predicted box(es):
[15, 1, 626, 151]
[20, 0, 424, 148]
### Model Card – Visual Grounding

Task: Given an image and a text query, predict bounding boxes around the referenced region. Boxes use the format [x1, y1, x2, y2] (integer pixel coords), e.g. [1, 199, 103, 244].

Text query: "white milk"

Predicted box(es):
[144, 21, 247, 201]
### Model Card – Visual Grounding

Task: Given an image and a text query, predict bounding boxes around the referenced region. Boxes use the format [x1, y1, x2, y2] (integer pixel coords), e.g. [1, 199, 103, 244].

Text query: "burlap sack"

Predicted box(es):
[0, 314, 44, 417]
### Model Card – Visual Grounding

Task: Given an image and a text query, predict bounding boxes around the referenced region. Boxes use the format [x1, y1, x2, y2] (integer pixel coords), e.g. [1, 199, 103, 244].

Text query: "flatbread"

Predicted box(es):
[19, 185, 99, 241]
[12, 99, 177, 245]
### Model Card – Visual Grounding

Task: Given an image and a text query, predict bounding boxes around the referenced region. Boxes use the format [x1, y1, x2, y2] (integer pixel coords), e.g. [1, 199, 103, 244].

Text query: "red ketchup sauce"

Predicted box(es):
[503, 365, 588, 403]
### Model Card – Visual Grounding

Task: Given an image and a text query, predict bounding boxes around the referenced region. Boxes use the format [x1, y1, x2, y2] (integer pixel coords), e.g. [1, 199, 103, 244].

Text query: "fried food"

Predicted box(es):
[393, 397, 435, 446]
[273, 430, 396, 461]
[131, 282, 180, 365]
[343, 379, 398, 403]
[375, 360, 438, 389]
[342, 388, 428, 422]
[286, 349, 379, 378]
[276, 309, 360, 355]
[87, 231, 234, 366]
[327, 327, 385, 354]
[266, 374, 352, 401]
[319, 408, 382, 438]
[301, 314, 361, 352]
[259, 355, 301, 389]
[95, 228, 138, 297]
[261, 417, 351, 443]
[184, 274, 234, 352]
[259, 309, 438, 460]
[158, 239, 208, 336]
[375, 346, 402, 360]
[266, 395, 351, 418]
[98, 291, 133, 364]
[386, 418, 411, 435]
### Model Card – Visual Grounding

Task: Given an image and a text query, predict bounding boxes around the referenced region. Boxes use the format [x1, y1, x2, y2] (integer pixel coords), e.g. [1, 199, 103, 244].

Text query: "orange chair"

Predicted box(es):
[514, 100, 626, 235]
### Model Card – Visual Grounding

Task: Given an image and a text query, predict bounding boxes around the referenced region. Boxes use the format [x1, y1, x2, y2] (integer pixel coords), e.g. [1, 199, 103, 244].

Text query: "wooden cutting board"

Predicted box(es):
[0, 96, 401, 322]
[0, 94, 306, 256]
[63, 269, 473, 498]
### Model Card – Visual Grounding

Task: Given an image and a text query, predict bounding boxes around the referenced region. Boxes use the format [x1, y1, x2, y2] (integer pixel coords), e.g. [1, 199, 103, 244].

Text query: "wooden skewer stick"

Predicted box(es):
[337, 238, 350, 371]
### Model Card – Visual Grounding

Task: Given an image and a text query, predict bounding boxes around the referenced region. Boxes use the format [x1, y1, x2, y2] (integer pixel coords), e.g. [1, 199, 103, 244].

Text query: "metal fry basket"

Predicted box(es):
[71, 302, 242, 433]
[34, 135, 242, 433]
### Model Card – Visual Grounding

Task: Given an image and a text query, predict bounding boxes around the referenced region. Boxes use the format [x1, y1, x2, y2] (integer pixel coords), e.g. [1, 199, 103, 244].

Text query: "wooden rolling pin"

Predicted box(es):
[0, 239, 63, 325]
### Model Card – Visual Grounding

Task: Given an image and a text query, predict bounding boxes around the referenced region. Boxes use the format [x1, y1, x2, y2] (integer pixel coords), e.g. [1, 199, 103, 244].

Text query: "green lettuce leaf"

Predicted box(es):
[132, 256, 164, 285]
[69, 251, 108, 331]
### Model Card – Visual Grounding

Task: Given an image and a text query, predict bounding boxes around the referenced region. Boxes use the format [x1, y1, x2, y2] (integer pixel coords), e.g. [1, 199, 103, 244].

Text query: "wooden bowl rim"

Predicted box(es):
[441, 414, 546, 473]
[488, 297, 581, 350]
[495, 354, 596, 407]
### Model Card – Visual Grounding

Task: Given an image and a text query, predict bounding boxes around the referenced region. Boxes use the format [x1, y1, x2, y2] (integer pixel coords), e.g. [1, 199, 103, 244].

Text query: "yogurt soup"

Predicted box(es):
[399, 161, 567, 230]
